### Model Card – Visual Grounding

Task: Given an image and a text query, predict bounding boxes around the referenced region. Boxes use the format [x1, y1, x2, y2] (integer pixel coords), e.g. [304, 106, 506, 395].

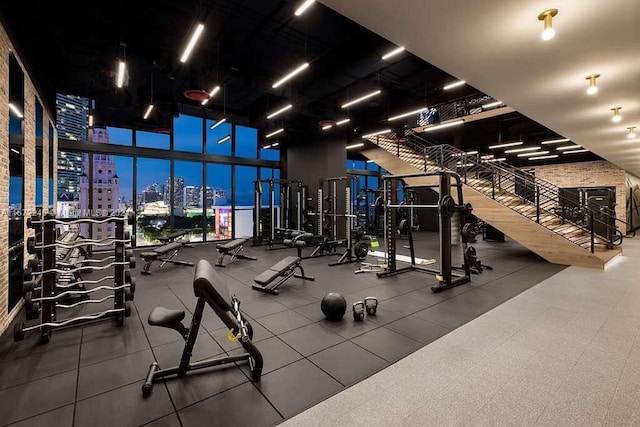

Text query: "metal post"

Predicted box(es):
[386, 178, 397, 272]
[317, 188, 322, 237]
[253, 181, 261, 239]
[590, 212, 595, 253]
[270, 180, 275, 240]
[491, 173, 495, 199]
[332, 181, 338, 240]
[114, 218, 125, 313]
[536, 185, 540, 223]
[439, 174, 452, 287]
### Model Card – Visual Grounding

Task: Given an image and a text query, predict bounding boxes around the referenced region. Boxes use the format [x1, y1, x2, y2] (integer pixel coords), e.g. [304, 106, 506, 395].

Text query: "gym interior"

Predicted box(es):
[0, 1, 639, 426]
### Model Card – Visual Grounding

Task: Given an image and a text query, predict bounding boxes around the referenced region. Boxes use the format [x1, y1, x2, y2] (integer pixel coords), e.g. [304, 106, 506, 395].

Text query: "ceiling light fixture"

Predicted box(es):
[294, 0, 315, 16]
[116, 60, 126, 88]
[611, 107, 623, 123]
[266, 128, 284, 138]
[366, 160, 374, 163]
[267, 103, 293, 119]
[529, 155, 559, 160]
[88, 114, 94, 127]
[466, 151, 478, 155]
[541, 138, 570, 145]
[388, 107, 428, 121]
[346, 143, 364, 150]
[482, 101, 503, 109]
[263, 144, 272, 149]
[504, 146, 541, 153]
[381, 46, 405, 60]
[272, 62, 309, 88]
[489, 141, 523, 149]
[341, 90, 382, 109]
[143, 104, 154, 120]
[518, 150, 549, 157]
[361, 129, 392, 139]
[628, 127, 637, 139]
[322, 124, 332, 130]
[423, 119, 464, 132]
[180, 23, 205, 63]
[336, 118, 350, 126]
[563, 149, 589, 154]
[585, 74, 600, 95]
[8, 103, 23, 118]
[443, 80, 465, 90]
[217, 135, 231, 144]
[538, 9, 558, 41]
[556, 145, 582, 150]
[482, 157, 506, 163]
[210, 117, 227, 130]
[272, 142, 280, 147]
[201, 85, 220, 106]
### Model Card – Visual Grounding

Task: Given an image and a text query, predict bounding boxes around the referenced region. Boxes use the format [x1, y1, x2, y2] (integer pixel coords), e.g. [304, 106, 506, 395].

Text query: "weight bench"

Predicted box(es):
[140, 242, 194, 275]
[252, 256, 314, 295]
[215, 238, 257, 267]
[142, 259, 263, 396]
[158, 230, 192, 245]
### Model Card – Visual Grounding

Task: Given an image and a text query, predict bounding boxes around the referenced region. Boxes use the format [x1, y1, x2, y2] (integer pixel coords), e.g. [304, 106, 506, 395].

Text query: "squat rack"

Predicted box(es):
[377, 171, 471, 292]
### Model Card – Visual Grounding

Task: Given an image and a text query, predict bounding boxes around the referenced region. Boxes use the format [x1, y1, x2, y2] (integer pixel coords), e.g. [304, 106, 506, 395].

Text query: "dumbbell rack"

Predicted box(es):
[15, 213, 137, 344]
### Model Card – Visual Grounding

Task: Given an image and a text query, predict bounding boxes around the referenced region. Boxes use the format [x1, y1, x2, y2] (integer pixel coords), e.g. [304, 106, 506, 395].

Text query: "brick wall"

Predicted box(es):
[0, 21, 57, 335]
[532, 160, 627, 224]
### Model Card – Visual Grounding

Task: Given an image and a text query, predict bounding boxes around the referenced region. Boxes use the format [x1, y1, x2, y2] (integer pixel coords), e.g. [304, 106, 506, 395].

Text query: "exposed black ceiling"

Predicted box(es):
[0, 0, 600, 165]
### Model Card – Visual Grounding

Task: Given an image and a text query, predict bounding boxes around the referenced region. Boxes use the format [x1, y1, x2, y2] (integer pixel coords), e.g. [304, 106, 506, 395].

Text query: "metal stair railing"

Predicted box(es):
[367, 131, 628, 253]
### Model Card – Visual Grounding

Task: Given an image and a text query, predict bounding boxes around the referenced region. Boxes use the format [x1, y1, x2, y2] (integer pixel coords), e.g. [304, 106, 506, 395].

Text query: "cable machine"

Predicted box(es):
[377, 171, 471, 293]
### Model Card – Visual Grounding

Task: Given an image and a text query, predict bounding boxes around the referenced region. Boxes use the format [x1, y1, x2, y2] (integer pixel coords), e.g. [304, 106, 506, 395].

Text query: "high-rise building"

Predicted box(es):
[79, 127, 120, 238]
[184, 185, 202, 208]
[56, 94, 89, 198]
[164, 177, 185, 208]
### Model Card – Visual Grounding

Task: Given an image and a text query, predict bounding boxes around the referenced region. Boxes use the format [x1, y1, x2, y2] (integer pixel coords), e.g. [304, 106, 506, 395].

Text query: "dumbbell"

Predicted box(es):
[26, 237, 36, 254]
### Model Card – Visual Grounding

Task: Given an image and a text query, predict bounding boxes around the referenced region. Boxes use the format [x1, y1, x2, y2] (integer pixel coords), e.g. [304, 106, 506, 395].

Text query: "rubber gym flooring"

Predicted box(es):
[0, 232, 565, 426]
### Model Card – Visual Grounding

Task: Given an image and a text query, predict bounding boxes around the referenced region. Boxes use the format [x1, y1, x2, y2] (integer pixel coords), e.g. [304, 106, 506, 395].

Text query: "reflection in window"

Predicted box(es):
[137, 130, 170, 149]
[136, 158, 171, 246]
[206, 119, 232, 156]
[234, 165, 257, 237]
[206, 163, 232, 240]
[235, 126, 258, 159]
[174, 114, 203, 153]
[175, 161, 204, 242]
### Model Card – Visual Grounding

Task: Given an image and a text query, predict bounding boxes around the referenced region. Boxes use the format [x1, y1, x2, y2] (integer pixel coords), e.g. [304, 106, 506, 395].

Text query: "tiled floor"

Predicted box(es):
[284, 236, 640, 426]
[0, 233, 564, 426]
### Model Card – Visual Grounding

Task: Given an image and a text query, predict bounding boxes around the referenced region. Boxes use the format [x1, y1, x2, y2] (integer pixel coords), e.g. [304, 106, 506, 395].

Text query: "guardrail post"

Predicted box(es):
[536, 185, 540, 223]
[590, 212, 595, 253]
[491, 173, 495, 199]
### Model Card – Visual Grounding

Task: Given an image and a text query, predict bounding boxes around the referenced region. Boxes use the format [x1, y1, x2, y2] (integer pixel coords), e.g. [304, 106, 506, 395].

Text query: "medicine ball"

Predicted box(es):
[321, 292, 347, 321]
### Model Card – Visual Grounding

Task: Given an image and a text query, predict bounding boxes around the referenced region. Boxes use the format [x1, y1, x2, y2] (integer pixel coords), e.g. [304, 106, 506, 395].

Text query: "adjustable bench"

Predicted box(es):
[140, 242, 194, 275]
[252, 256, 314, 295]
[142, 259, 263, 396]
[158, 230, 191, 245]
[215, 237, 257, 267]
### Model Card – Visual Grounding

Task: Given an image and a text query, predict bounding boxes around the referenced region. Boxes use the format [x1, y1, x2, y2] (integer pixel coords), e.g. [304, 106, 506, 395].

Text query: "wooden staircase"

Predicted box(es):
[362, 143, 621, 269]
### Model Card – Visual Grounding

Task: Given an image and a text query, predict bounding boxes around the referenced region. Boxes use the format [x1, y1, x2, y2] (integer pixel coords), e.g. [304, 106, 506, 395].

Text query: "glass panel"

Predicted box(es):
[174, 161, 204, 242]
[35, 99, 43, 137]
[235, 125, 258, 159]
[174, 114, 203, 153]
[49, 123, 55, 209]
[206, 163, 232, 240]
[93, 126, 132, 146]
[206, 120, 232, 155]
[56, 93, 88, 141]
[366, 161, 378, 171]
[56, 150, 83, 219]
[136, 158, 171, 246]
[136, 130, 170, 149]
[260, 147, 280, 161]
[234, 165, 257, 237]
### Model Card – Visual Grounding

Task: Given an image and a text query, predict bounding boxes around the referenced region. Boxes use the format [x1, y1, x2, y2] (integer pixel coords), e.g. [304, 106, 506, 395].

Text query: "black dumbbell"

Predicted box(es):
[364, 297, 378, 316]
[23, 268, 32, 282]
[353, 301, 365, 321]
[27, 258, 40, 270]
[26, 237, 36, 254]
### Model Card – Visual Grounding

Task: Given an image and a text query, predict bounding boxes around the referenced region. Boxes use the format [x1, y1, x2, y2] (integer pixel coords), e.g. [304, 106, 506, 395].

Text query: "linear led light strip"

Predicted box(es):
[346, 143, 364, 150]
[262, 142, 280, 149]
[272, 63, 309, 88]
[361, 129, 391, 139]
[443, 80, 465, 90]
[388, 107, 427, 121]
[323, 118, 350, 130]
[266, 128, 284, 138]
[504, 146, 540, 153]
[482, 101, 503, 109]
[201, 85, 220, 106]
[8, 103, 23, 118]
[217, 135, 231, 144]
[556, 144, 582, 151]
[541, 138, 570, 145]
[382, 46, 405, 60]
[267, 104, 292, 119]
[210, 117, 227, 130]
[143, 105, 154, 120]
[116, 61, 126, 88]
[529, 155, 558, 160]
[563, 149, 589, 154]
[423, 119, 464, 132]
[482, 157, 506, 163]
[342, 90, 381, 109]
[294, 0, 315, 16]
[517, 150, 549, 157]
[489, 141, 522, 149]
[180, 23, 205, 63]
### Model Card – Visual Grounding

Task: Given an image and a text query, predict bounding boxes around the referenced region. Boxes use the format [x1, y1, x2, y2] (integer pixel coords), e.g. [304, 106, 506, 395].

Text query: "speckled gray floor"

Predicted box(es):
[283, 237, 640, 426]
[0, 232, 565, 426]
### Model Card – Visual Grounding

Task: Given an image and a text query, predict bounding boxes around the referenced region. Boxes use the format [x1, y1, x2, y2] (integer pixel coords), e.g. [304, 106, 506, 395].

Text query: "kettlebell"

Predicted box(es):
[364, 297, 378, 316]
[352, 301, 365, 321]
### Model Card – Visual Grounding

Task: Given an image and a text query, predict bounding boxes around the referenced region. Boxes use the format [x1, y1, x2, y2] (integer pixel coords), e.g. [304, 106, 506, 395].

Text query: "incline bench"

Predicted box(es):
[158, 229, 192, 245]
[252, 256, 314, 295]
[142, 259, 263, 396]
[215, 237, 257, 267]
[140, 241, 194, 275]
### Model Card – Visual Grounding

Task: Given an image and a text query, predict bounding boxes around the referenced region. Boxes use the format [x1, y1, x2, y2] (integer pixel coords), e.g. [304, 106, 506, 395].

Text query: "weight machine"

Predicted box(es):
[252, 178, 308, 249]
[377, 171, 471, 293]
[15, 213, 137, 343]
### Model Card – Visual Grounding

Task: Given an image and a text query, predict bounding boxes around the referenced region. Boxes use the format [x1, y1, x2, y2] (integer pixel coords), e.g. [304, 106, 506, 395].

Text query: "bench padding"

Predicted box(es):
[159, 230, 188, 243]
[216, 238, 248, 252]
[254, 256, 300, 286]
[193, 259, 232, 311]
